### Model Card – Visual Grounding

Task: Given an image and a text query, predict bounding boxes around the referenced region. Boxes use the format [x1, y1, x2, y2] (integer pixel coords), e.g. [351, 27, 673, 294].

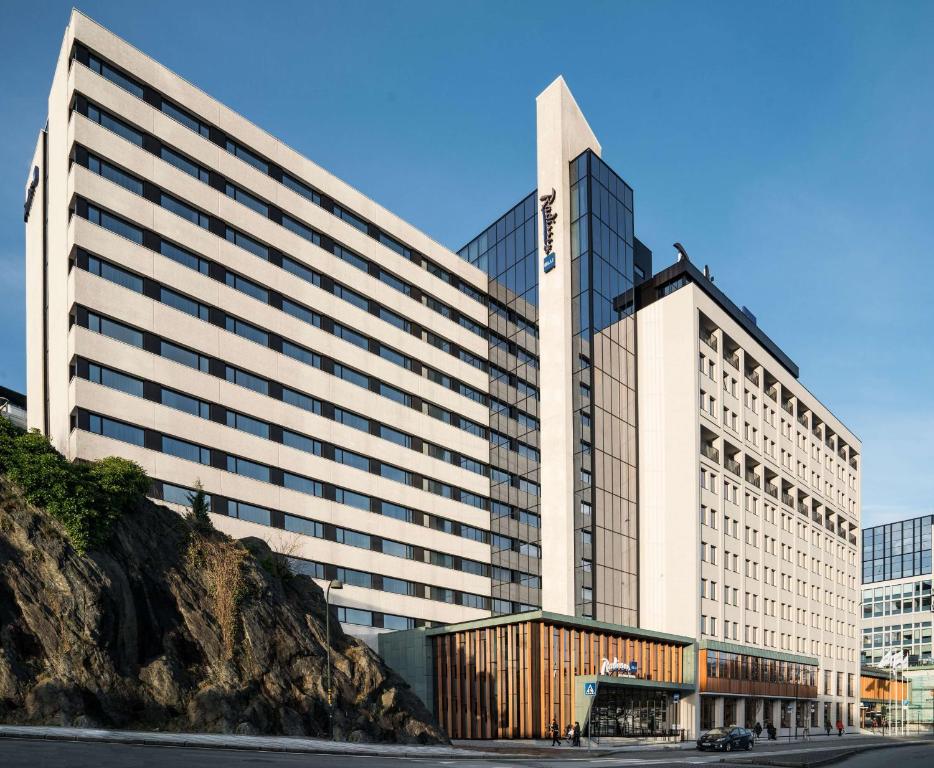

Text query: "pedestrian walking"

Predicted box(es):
[550, 717, 561, 746]
[753, 721, 762, 740]
[573, 721, 581, 747]
[824, 719, 832, 737]
[836, 719, 844, 737]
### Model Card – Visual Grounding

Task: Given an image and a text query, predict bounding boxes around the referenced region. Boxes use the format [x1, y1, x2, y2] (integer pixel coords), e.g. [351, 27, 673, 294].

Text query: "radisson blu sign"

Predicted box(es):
[540, 188, 557, 273]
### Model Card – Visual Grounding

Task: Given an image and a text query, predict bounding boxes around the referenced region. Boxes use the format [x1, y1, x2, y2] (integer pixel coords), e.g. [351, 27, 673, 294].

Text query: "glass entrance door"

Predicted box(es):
[588, 688, 677, 737]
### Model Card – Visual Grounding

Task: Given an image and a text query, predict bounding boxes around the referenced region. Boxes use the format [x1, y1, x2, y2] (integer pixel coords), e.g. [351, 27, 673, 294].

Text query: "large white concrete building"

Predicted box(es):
[24, 10, 861, 737]
[637, 262, 862, 732]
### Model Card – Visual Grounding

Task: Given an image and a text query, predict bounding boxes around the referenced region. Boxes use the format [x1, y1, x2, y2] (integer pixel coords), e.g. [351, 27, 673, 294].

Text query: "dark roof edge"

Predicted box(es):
[637, 259, 800, 379]
[0, 386, 26, 409]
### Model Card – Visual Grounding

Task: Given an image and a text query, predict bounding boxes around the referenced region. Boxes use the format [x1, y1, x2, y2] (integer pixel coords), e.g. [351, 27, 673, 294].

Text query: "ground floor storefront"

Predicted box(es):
[379, 610, 695, 739]
[588, 687, 680, 737]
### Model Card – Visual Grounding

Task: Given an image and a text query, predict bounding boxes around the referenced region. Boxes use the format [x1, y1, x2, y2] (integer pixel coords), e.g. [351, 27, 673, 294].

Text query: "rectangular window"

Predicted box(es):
[85, 153, 144, 197]
[161, 100, 211, 137]
[85, 203, 144, 244]
[224, 316, 268, 346]
[86, 255, 143, 293]
[161, 287, 209, 320]
[381, 502, 412, 523]
[281, 340, 320, 368]
[336, 567, 372, 589]
[163, 435, 210, 465]
[87, 363, 144, 398]
[87, 413, 145, 445]
[382, 577, 414, 596]
[281, 173, 320, 204]
[335, 488, 370, 511]
[159, 192, 208, 228]
[225, 139, 268, 173]
[160, 146, 209, 182]
[281, 298, 318, 327]
[225, 228, 269, 260]
[226, 455, 270, 482]
[227, 411, 270, 439]
[161, 389, 210, 419]
[86, 311, 144, 348]
[162, 340, 209, 372]
[85, 103, 143, 145]
[382, 539, 413, 559]
[87, 53, 144, 98]
[284, 514, 323, 538]
[336, 528, 371, 550]
[224, 272, 268, 303]
[282, 473, 322, 496]
[225, 183, 268, 216]
[281, 213, 318, 243]
[230, 501, 271, 526]
[160, 239, 210, 274]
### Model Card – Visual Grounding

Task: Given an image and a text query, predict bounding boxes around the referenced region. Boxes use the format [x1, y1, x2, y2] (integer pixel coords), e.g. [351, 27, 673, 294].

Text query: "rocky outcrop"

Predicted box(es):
[0, 477, 443, 742]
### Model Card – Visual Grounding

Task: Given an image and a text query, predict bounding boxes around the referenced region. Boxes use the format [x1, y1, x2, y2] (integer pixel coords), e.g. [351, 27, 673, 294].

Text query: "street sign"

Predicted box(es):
[903, 700, 909, 706]
[584, 682, 597, 696]
[673, 693, 680, 703]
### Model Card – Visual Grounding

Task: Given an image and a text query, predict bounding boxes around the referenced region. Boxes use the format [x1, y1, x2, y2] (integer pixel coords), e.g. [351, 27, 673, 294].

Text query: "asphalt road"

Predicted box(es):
[0, 737, 930, 767]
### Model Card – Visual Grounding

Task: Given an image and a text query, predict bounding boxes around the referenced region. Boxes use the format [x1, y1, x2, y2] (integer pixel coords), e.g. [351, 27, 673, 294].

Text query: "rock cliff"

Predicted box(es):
[0, 476, 442, 742]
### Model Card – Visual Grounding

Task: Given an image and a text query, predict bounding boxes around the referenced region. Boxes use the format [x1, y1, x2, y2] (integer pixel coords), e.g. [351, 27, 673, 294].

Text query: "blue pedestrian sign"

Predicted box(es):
[584, 682, 597, 696]
[673, 693, 680, 703]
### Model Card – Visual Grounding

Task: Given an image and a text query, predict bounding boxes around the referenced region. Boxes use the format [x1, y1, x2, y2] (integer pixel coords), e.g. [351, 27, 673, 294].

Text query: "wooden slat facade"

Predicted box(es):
[432, 619, 686, 739]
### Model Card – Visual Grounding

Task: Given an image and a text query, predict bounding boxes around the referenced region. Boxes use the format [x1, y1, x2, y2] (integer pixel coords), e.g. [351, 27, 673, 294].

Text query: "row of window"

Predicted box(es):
[74, 298, 488, 511]
[77, 410, 492, 579]
[73, 145, 490, 385]
[74, 47, 492, 315]
[72, 210, 487, 441]
[78, 250, 549, 499]
[158, 482, 491, 617]
[75, 99, 508, 362]
[75, 105, 546, 439]
[77, 357, 497, 540]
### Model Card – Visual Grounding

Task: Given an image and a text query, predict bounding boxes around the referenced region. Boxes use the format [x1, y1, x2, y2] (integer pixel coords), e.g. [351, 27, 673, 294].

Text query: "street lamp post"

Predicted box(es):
[325, 578, 343, 739]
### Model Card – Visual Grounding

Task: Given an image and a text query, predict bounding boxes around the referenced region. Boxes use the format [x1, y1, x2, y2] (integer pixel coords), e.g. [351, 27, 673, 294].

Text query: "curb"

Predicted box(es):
[732, 738, 928, 768]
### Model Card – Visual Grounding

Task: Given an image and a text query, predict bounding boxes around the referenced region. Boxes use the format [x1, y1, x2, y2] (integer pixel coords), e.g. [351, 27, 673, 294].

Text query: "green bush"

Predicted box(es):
[0, 422, 149, 553]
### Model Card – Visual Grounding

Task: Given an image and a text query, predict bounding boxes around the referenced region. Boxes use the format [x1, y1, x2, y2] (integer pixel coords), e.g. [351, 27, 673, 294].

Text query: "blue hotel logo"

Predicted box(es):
[540, 188, 557, 273]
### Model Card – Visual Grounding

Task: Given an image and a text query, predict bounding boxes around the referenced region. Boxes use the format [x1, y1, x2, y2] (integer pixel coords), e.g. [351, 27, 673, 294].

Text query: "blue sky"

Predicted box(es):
[1, 1, 931, 527]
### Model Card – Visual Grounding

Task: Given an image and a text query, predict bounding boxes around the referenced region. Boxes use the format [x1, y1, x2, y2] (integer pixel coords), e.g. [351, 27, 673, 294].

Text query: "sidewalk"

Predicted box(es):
[0, 725, 496, 759]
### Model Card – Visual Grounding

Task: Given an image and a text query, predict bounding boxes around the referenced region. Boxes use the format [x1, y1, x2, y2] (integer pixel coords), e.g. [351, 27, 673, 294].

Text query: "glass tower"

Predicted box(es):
[460, 193, 543, 613]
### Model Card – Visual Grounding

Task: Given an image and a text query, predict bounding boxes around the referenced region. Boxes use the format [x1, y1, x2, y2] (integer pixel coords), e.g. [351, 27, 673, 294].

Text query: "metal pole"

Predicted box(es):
[326, 580, 332, 740]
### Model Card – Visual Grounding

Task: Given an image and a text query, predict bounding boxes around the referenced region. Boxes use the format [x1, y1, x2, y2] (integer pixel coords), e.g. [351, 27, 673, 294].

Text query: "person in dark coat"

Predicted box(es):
[754, 721, 762, 740]
[824, 719, 832, 737]
[550, 718, 561, 746]
[573, 721, 581, 747]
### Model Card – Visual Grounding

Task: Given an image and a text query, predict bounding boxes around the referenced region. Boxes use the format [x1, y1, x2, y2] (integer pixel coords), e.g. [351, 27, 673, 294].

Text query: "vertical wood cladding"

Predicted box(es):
[432, 619, 685, 738]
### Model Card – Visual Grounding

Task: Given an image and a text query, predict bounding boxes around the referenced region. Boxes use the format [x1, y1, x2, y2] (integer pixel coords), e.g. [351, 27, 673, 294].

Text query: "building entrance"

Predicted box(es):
[588, 687, 678, 737]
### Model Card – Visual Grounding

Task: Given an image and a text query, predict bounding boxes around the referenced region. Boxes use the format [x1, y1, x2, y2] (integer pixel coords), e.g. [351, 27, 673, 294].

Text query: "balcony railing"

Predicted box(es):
[782, 401, 794, 416]
[765, 484, 778, 499]
[797, 502, 809, 516]
[812, 512, 823, 524]
[797, 413, 808, 427]
[745, 370, 760, 387]
[782, 493, 794, 507]
[701, 333, 718, 351]
[701, 445, 720, 463]
[745, 471, 760, 487]
[765, 386, 777, 401]
[812, 426, 822, 439]
[727, 353, 740, 370]
[849, 534, 857, 546]
[725, 458, 742, 477]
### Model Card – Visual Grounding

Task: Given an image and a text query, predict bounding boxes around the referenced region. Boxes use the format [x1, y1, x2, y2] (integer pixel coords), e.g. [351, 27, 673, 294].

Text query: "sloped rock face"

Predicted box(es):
[0, 478, 443, 742]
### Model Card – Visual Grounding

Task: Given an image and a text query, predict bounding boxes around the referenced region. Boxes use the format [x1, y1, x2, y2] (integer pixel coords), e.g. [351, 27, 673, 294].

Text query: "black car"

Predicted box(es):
[696, 726, 754, 751]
